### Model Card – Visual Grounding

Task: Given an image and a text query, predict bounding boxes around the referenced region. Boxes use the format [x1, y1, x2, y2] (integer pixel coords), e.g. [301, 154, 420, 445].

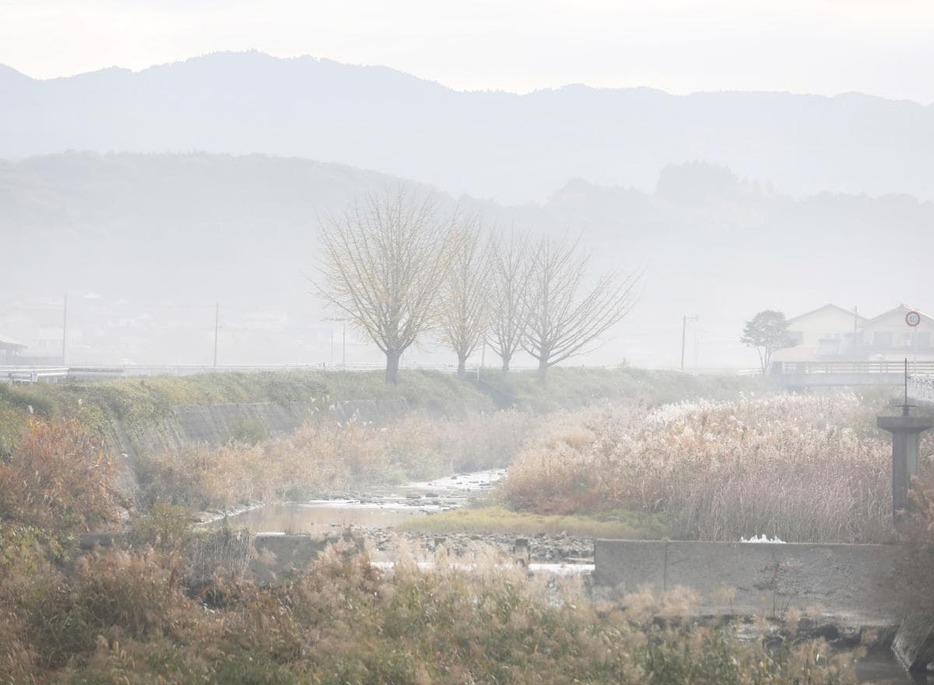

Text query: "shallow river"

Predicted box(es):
[219, 469, 923, 684]
[222, 469, 505, 534]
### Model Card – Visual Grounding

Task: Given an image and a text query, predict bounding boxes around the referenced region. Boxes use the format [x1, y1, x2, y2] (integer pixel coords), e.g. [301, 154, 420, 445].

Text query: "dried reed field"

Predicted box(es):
[502, 394, 899, 543]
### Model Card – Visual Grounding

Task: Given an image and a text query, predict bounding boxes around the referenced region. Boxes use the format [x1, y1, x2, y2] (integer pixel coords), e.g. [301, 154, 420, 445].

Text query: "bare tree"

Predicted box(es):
[314, 189, 455, 384]
[439, 216, 490, 379]
[522, 236, 640, 381]
[487, 230, 532, 373]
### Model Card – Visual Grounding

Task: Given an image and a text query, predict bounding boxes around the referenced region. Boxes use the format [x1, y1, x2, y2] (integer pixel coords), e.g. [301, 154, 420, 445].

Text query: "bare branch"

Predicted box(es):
[438, 214, 491, 378]
[521, 235, 640, 380]
[312, 187, 453, 383]
[487, 228, 532, 373]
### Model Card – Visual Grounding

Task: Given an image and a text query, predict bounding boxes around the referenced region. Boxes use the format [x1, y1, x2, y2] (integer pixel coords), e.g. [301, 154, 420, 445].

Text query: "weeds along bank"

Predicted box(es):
[0, 531, 861, 684]
[501, 393, 927, 544]
[0, 367, 758, 512]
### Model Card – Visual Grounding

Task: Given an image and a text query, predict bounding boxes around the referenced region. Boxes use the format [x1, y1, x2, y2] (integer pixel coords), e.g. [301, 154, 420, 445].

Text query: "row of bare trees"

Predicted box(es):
[314, 189, 640, 383]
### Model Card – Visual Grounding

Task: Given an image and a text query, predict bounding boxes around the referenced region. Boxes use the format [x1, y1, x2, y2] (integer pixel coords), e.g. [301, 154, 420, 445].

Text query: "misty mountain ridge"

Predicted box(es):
[2, 51, 932, 203]
[1, 152, 931, 368]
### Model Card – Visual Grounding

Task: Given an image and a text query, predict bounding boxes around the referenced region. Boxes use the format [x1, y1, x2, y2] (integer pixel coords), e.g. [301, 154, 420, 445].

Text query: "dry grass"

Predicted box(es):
[401, 504, 670, 539]
[502, 394, 897, 543]
[0, 418, 126, 534]
[0, 538, 859, 684]
[135, 409, 540, 512]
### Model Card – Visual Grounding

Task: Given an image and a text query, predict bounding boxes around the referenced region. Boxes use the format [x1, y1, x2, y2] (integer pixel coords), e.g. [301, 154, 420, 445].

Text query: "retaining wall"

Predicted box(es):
[594, 539, 898, 623]
[107, 398, 410, 458]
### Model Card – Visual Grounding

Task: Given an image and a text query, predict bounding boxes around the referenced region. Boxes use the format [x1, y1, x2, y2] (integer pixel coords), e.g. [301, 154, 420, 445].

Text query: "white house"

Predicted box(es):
[772, 303, 934, 364]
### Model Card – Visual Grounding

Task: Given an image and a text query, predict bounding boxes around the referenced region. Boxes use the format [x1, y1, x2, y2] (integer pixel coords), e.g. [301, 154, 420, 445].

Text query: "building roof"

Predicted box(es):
[0, 333, 27, 350]
[786, 304, 867, 325]
[864, 304, 934, 328]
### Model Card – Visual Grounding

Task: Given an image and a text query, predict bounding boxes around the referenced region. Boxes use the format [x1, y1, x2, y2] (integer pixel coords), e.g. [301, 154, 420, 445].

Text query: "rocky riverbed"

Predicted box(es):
[219, 469, 595, 566]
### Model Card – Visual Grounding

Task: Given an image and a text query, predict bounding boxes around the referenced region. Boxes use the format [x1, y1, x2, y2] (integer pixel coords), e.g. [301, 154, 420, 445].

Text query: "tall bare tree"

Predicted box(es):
[487, 230, 532, 373]
[314, 189, 455, 384]
[439, 217, 490, 379]
[522, 236, 640, 381]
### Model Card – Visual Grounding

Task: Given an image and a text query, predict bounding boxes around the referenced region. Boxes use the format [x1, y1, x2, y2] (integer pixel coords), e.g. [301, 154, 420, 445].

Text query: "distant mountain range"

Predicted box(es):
[2, 51, 933, 203]
[2, 153, 931, 368]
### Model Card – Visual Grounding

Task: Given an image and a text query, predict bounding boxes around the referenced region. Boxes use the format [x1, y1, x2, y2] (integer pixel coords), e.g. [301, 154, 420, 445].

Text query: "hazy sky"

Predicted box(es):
[2, 0, 933, 103]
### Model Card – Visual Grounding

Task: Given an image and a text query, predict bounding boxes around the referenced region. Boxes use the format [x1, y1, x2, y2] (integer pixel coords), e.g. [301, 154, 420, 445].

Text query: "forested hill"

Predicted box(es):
[1, 51, 932, 203]
[2, 152, 932, 367]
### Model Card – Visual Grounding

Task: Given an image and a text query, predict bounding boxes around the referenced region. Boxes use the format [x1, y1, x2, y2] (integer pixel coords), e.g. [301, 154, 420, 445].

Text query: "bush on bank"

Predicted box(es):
[0, 534, 859, 685]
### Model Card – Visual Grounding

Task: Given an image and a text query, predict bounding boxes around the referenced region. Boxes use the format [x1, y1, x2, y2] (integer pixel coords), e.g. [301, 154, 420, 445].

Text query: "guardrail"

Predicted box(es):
[0, 363, 487, 383]
[0, 367, 69, 383]
[772, 360, 934, 376]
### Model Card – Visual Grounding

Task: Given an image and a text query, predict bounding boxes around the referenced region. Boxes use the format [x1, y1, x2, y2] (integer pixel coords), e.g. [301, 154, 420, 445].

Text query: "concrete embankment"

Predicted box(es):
[594, 539, 898, 625]
[106, 398, 410, 458]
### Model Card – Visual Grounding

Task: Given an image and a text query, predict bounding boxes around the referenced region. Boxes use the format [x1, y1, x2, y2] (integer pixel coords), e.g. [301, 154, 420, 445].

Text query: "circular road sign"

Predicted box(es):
[906, 310, 921, 327]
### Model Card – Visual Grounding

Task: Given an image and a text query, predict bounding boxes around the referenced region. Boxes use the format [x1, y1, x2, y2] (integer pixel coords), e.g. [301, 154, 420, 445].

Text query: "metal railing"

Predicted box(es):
[0, 367, 69, 383]
[773, 360, 934, 376]
[0, 362, 486, 383]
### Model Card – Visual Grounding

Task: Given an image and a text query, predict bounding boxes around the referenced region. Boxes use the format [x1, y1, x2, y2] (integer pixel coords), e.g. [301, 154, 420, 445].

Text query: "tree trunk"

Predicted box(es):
[457, 354, 467, 380]
[500, 352, 512, 374]
[385, 349, 401, 384]
[537, 357, 549, 383]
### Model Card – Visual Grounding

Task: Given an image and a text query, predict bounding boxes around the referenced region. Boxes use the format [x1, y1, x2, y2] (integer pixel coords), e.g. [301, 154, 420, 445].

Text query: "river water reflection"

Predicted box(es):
[223, 500, 438, 533]
[221, 469, 505, 534]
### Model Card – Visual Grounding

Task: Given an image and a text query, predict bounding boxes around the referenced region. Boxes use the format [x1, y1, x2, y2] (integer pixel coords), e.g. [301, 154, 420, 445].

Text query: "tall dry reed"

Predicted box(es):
[136, 410, 540, 512]
[502, 394, 896, 543]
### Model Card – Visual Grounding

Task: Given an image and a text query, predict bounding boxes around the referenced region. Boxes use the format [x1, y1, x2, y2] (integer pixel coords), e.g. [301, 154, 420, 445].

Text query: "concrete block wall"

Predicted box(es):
[594, 539, 898, 622]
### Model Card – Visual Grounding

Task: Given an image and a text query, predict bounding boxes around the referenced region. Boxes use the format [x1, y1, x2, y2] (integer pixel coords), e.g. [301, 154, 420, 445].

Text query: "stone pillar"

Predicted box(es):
[877, 415, 934, 520]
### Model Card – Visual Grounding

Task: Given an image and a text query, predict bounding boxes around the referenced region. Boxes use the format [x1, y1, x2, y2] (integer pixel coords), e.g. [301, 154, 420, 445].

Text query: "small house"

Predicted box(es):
[862, 304, 934, 362]
[773, 304, 866, 363]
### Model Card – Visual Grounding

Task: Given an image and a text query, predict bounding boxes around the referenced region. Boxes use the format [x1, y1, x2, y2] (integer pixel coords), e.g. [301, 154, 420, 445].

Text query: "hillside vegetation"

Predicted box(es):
[2, 51, 932, 202]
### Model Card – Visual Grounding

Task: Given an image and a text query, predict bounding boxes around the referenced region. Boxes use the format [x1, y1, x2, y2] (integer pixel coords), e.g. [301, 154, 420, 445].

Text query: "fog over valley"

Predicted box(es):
[1, 33, 932, 372]
[1, 146, 931, 369]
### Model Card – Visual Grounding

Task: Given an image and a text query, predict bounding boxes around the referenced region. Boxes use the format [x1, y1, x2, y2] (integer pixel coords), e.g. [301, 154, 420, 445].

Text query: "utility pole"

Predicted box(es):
[61, 293, 68, 365]
[681, 315, 698, 371]
[213, 303, 219, 369]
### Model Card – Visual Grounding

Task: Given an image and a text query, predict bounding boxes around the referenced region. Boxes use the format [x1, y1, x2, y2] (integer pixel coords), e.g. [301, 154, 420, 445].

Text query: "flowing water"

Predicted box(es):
[221, 469, 505, 534]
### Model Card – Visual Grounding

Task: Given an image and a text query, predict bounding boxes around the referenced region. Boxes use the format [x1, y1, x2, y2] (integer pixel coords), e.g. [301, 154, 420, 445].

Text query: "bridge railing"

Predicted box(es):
[772, 360, 934, 376]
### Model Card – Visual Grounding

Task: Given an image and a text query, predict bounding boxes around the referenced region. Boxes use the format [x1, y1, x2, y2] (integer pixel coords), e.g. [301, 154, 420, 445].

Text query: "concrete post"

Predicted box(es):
[877, 415, 934, 520]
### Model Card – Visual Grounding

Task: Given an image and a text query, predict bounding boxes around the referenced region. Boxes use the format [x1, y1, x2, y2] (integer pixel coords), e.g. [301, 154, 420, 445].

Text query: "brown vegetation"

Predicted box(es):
[136, 410, 540, 512]
[501, 394, 895, 543]
[0, 394, 882, 683]
[0, 533, 858, 684]
[0, 417, 125, 534]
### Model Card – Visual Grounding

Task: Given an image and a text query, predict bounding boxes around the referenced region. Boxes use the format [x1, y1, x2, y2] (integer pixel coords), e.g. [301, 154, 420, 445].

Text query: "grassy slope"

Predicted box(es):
[0, 366, 763, 447]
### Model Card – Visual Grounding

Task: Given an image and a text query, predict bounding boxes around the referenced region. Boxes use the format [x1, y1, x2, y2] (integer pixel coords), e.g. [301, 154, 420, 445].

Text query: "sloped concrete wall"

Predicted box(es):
[594, 539, 898, 622]
[109, 398, 410, 457]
